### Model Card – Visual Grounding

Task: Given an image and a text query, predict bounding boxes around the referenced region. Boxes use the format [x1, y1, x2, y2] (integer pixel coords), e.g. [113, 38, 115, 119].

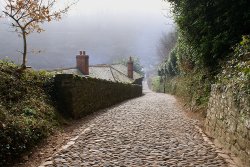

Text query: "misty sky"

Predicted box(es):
[0, 0, 175, 69]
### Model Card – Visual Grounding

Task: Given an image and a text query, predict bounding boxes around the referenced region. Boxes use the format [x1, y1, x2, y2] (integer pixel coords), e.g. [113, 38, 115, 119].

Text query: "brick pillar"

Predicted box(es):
[76, 51, 89, 75]
[127, 56, 133, 79]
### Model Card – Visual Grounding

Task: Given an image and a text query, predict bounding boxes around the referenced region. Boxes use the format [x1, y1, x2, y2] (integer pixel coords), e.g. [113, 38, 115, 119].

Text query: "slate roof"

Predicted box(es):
[51, 64, 143, 84]
[111, 64, 142, 80]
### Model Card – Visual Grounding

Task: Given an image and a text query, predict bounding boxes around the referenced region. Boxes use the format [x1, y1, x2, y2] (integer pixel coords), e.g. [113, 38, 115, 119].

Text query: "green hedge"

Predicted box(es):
[0, 61, 59, 166]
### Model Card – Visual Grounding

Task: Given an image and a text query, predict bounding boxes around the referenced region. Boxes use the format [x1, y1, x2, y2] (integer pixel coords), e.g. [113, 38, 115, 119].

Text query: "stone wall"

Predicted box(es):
[54, 74, 142, 118]
[205, 84, 250, 166]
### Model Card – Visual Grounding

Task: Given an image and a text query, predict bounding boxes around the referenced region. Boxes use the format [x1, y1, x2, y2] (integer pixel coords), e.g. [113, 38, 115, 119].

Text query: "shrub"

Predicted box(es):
[216, 35, 250, 95]
[0, 60, 60, 166]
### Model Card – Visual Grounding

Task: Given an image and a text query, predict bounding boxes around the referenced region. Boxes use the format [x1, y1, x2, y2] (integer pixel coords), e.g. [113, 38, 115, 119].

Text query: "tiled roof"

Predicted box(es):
[89, 66, 115, 82]
[111, 64, 142, 80]
[110, 67, 133, 83]
[50, 64, 143, 84]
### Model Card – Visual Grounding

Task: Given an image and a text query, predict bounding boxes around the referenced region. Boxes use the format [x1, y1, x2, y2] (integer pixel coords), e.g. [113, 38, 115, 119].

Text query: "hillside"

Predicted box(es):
[0, 60, 61, 166]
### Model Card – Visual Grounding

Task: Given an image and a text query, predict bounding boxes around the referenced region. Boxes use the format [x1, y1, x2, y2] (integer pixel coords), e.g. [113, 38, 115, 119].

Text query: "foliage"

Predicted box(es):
[166, 0, 250, 70]
[156, 0, 250, 114]
[159, 47, 179, 77]
[0, 60, 60, 166]
[1, 0, 75, 68]
[217, 36, 250, 93]
[155, 70, 212, 113]
[233, 35, 250, 56]
[156, 35, 249, 114]
[151, 76, 164, 93]
[168, 49, 179, 75]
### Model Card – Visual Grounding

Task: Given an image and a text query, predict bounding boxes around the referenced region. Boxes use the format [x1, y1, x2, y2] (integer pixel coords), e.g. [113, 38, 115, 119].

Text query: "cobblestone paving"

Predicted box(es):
[40, 85, 230, 167]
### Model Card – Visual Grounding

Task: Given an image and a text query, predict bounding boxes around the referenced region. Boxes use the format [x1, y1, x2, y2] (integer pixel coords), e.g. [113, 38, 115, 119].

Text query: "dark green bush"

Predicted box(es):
[156, 36, 249, 114]
[156, 0, 250, 115]
[165, 0, 250, 70]
[0, 60, 59, 166]
[216, 36, 250, 95]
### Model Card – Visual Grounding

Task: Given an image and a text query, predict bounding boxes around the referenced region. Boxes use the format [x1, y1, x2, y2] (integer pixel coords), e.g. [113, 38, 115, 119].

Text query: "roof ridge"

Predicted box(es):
[110, 63, 123, 65]
[109, 66, 117, 82]
[47, 67, 76, 72]
[89, 64, 110, 67]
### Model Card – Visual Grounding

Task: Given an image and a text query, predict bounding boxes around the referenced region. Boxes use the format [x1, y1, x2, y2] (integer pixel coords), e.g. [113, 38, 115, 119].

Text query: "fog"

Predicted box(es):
[0, 0, 175, 70]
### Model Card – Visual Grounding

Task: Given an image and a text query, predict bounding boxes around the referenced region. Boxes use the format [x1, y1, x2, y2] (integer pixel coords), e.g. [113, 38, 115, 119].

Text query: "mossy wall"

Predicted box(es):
[55, 74, 142, 118]
[205, 84, 250, 166]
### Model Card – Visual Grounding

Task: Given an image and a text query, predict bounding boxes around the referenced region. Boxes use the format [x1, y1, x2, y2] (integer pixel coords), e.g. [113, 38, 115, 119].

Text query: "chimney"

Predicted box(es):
[127, 56, 133, 79]
[76, 51, 89, 75]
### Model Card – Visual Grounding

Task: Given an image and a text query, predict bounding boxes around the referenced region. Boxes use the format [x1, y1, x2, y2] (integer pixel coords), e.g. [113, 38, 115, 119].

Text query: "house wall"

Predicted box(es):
[54, 74, 142, 118]
[205, 84, 250, 166]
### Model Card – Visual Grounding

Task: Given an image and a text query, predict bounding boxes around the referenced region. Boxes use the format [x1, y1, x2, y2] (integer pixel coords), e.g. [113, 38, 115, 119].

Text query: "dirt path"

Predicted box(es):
[29, 83, 238, 167]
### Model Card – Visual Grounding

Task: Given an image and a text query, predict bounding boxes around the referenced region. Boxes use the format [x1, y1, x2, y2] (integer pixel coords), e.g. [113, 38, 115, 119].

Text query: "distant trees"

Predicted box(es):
[1, 0, 76, 69]
[114, 56, 144, 75]
[156, 31, 177, 80]
[129, 57, 144, 75]
[157, 31, 177, 61]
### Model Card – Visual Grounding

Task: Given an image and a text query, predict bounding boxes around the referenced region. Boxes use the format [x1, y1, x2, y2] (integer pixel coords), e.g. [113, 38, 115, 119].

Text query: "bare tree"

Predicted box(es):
[157, 31, 177, 61]
[1, 0, 77, 69]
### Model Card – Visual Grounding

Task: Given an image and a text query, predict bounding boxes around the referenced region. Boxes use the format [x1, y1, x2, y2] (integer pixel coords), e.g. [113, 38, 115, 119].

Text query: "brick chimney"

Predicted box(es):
[127, 56, 133, 79]
[76, 51, 89, 75]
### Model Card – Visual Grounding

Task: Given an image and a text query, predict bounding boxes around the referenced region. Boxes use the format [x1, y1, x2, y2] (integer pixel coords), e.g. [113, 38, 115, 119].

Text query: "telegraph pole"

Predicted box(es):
[163, 64, 166, 93]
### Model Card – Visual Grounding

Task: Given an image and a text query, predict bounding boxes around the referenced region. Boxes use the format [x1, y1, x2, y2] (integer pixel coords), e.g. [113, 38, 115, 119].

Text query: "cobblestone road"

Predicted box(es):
[40, 83, 231, 167]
